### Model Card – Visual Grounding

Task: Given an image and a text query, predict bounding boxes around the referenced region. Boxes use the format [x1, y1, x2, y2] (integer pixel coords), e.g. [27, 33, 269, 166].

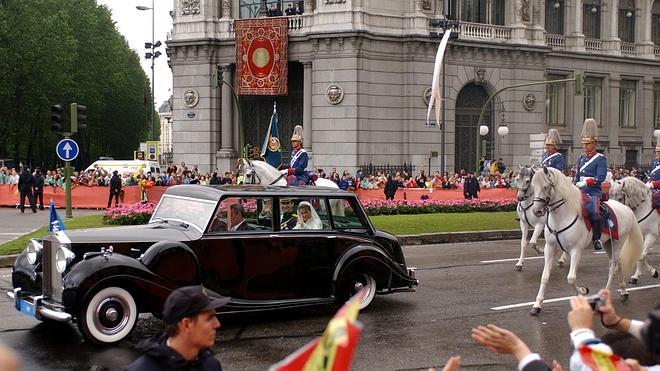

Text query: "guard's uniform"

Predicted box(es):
[575, 150, 607, 241]
[647, 156, 660, 209]
[541, 151, 564, 171]
[282, 147, 309, 185]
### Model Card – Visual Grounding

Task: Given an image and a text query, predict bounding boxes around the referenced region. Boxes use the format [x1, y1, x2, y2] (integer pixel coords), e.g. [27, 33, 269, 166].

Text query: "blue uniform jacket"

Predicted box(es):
[282, 147, 309, 183]
[574, 152, 607, 198]
[541, 151, 564, 171]
[649, 159, 660, 182]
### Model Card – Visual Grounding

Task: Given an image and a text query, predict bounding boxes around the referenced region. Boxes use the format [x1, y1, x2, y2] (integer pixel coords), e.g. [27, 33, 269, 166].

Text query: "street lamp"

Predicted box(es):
[137, 1, 162, 141]
[497, 111, 509, 157]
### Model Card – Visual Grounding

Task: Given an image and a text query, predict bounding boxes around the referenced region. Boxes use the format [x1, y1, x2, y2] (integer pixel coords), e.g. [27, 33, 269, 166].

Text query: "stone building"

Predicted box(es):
[167, 0, 660, 174]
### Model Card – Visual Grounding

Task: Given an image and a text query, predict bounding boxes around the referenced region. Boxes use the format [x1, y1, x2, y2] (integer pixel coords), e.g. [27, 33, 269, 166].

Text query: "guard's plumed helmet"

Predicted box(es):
[291, 125, 303, 142]
[655, 136, 660, 152]
[580, 118, 599, 144]
[545, 129, 562, 147]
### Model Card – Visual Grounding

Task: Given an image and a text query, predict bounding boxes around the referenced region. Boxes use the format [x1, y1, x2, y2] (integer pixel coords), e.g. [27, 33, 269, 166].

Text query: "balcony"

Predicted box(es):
[458, 22, 511, 42]
[655, 45, 660, 58]
[229, 14, 312, 37]
[620, 42, 636, 56]
[585, 38, 602, 52]
[546, 34, 566, 50]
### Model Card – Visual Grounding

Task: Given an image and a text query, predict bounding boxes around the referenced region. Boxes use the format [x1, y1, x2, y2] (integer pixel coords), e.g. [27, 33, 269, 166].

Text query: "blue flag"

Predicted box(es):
[49, 200, 65, 232]
[261, 104, 282, 168]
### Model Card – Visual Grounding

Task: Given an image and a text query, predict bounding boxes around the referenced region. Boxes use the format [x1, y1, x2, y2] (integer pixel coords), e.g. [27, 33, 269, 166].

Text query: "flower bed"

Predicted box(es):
[102, 199, 517, 225]
[361, 199, 517, 216]
[103, 202, 157, 225]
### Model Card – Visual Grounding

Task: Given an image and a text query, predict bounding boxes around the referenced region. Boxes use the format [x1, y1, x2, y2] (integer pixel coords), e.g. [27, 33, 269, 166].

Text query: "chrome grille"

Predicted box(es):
[41, 235, 64, 302]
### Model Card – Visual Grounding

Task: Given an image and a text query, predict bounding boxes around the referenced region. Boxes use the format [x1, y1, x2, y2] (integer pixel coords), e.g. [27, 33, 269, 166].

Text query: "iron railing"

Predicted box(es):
[357, 163, 415, 177]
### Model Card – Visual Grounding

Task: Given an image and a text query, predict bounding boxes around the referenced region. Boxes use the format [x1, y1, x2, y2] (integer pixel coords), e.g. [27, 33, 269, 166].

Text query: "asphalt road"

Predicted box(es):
[0, 239, 658, 370]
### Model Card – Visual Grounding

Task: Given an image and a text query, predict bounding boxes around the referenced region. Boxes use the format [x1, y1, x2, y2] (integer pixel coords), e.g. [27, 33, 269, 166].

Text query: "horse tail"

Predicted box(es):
[619, 218, 643, 276]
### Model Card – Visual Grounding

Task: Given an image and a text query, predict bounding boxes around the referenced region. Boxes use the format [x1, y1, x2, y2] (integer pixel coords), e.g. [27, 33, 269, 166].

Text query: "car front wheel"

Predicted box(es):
[77, 287, 138, 345]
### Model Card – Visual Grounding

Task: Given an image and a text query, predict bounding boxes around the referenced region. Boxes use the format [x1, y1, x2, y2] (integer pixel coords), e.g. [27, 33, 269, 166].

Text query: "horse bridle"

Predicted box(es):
[532, 170, 577, 253]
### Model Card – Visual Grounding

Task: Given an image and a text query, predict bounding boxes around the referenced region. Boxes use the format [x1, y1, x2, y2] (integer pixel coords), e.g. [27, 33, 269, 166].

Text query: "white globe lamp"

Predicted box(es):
[479, 125, 489, 136]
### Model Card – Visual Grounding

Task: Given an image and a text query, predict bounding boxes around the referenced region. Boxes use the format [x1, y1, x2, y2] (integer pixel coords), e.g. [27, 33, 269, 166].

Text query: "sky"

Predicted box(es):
[97, 0, 174, 110]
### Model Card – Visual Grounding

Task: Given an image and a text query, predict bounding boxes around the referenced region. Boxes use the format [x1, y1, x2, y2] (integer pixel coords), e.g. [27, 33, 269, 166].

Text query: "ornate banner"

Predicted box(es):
[235, 17, 288, 96]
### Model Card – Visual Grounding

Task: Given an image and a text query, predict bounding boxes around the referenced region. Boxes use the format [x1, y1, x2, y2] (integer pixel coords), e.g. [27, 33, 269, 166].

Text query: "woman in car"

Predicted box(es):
[293, 201, 323, 230]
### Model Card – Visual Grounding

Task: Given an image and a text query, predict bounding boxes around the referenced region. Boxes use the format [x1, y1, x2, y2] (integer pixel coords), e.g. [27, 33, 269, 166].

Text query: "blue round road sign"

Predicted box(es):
[56, 139, 79, 161]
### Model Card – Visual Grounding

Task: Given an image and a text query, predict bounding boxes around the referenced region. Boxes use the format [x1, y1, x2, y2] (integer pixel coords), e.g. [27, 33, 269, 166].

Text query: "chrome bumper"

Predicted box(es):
[6, 288, 72, 322]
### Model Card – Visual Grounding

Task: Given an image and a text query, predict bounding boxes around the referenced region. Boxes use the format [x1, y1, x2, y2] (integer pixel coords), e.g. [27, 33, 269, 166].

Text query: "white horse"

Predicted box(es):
[514, 166, 545, 271]
[529, 167, 643, 315]
[239, 158, 345, 216]
[609, 177, 659, 284]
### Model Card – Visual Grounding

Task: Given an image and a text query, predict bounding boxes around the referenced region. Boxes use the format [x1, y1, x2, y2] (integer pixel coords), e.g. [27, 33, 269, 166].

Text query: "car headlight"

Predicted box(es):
[55, 246, 75, 273]
[26, 239, 42, 265]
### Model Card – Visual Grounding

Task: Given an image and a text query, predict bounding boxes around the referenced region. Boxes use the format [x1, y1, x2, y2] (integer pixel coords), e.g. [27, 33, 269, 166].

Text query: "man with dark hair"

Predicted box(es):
[125, 285, 228, 371]
[108, 170, 122, 209]
[18, 167, 36, 213]
[33, 169, 45, 210]
[464, 171, 480, 200]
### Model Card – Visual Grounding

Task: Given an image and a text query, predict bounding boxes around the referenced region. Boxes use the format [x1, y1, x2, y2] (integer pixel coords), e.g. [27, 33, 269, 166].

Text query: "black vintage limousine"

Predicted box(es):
[8, 185, 418, 345]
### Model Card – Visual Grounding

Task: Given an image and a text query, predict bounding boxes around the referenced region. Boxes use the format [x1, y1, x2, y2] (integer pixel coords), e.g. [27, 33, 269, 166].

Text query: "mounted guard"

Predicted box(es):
[645, 136, 660, 210]
[279, 125, 315, 185]
[574, 118, 608, 251]
[542, 129, 564, 171]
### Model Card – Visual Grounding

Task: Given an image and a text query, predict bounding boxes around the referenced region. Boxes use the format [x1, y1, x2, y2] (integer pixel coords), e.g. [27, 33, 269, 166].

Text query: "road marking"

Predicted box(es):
[0, 233, 24, 236]
[481, 251, 606, 264]
[491, 283, 660, 311]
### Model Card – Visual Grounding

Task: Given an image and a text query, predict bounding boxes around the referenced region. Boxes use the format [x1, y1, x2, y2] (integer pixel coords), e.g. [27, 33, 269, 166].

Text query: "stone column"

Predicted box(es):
[216, 64, 235, 171]
[304, 0, 314, 13]
[510, 0, 529, 44]
[636, 2, 655, 58]
[601, 0, 621, 55]
[566, 0, 585, 51]
[303, 61, 313, 163]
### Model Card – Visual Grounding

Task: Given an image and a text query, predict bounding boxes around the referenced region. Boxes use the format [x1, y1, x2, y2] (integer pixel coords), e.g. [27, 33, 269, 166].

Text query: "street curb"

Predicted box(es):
[0, 230, 524, 268]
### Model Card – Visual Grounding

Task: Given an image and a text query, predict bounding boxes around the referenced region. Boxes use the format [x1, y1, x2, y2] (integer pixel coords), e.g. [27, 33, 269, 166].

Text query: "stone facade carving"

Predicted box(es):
[326, 84, 344, 105]
[423, 87, 433, 106]
[325, 0, 346, 4]
[416, 0, 432, 10]
[474, 66, 486, 84]
[222, 0, 231, 18]
[521, 0, 530, 21]
[523, 93, 536, 111]
[181, 0, 200, 15]
[304, 0, 315, 13]
[183, 89, 199, 108]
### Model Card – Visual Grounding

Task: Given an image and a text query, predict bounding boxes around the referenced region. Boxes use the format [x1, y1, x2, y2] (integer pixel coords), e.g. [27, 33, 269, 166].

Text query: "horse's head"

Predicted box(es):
[516, 166, 535, 202]
[530, 166, 555, 217]
[237, 158, 257, 184]
[610, 177, 648, 210]
[609, 180, 624, 203]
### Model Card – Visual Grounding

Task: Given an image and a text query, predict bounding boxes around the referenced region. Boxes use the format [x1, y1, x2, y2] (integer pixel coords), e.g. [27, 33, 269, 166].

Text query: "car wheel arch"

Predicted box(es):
[140, 240, 201, 285]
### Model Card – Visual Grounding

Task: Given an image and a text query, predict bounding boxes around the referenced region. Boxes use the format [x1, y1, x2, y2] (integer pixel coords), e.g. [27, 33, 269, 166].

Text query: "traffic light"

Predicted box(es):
[574, 71, 584, 96]
[76, 104, 87, 131]
[50, 103, 65, 132]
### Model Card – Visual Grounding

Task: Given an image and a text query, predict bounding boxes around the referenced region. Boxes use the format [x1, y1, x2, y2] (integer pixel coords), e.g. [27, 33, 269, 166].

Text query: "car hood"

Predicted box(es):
[61, 224, 198, 244]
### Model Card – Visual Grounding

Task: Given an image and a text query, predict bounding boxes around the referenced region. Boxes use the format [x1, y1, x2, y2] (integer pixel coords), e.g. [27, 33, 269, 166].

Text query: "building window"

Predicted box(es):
[625, 149, 638, 169]
[491, 0, 505, 25]
[583, 0, 601, 39]
[461, 0, 487, 23]
[239, 0, 304, 19]
[584, 78, 602, 126]
[653, 1, 660, 45]
[619, 80, 636, 128]
[545, 0, 565, 35]
[654, 83, 660, 128]
[546, 74, 565, 126]
[618, 0, 635, 43]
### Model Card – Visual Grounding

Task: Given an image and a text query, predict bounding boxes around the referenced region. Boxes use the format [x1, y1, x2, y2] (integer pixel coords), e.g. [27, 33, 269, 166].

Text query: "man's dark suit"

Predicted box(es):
[522, 359, 551, 371]
[18, 169, 36, 213]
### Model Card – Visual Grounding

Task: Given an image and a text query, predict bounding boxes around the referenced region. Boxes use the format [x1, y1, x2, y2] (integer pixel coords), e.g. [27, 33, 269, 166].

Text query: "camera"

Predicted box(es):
[586, 294, 604, 311]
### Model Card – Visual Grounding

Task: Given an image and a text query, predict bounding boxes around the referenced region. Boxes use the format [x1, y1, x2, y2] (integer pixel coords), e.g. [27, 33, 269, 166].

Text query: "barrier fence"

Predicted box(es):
[0, 185, 517, 209]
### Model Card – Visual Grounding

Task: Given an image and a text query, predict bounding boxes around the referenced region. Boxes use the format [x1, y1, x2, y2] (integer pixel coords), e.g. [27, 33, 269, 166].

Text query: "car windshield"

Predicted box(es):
[150, 194, 216, 232]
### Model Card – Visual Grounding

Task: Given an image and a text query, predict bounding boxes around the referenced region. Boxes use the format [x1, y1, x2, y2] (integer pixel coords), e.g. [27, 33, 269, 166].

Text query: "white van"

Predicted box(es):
[84, 160, 161, 176]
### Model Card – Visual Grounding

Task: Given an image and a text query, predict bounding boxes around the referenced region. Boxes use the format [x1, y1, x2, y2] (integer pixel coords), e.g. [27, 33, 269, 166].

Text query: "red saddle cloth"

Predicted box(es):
[653, 192, 660, 213]
[581, 194, 619, 240]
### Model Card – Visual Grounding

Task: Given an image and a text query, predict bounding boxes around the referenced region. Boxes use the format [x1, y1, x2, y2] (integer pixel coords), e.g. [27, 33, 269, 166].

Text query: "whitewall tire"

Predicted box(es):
[78, 287, 138, 345]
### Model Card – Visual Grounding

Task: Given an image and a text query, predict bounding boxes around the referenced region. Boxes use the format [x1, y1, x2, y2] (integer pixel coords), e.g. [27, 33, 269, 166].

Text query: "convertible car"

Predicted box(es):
[8, 185, 418, 345]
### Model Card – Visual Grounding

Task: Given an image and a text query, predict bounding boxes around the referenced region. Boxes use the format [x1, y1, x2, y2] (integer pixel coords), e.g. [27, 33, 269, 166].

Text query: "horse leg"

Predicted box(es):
[531, 243, 556, 316]
[556, 251, 568, 267]
[528, 223, 544, 255]
[604, 239, 616, 291]
[515, 220, 528, 271]
[631, 233, 658, 283]
[567, 248, 587, 295]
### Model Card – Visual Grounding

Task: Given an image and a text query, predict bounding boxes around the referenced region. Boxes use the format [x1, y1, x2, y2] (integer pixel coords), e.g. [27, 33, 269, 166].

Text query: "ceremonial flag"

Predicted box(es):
[426, 30, 452, 127]
[269, 289, 365, 371]
[261, 104, 282, 168]
[48, 199, 65, 232]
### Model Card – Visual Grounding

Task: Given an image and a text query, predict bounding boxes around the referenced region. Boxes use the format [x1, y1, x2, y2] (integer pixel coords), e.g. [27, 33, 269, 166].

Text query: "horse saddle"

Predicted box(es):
[285, 172, 318, 186]
[581, 194, 619, 240]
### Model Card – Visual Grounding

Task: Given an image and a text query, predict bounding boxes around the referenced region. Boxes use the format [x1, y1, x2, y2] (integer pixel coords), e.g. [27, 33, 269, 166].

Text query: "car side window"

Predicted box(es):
[208, 197, 273, 233]
[329, 198, 368, 230]
[281, 198, 329, 231]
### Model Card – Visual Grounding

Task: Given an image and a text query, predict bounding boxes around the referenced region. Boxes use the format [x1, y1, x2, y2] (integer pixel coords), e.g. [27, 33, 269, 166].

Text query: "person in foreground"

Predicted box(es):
[124, 285, 229, 371]
[567, 289, 660, 371]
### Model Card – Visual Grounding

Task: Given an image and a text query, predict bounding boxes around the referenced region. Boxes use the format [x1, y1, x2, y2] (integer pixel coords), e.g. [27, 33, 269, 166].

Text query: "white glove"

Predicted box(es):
[279, 169, 288, 175]
[646, 182, 654, 189]
[576, 181, 586, 188]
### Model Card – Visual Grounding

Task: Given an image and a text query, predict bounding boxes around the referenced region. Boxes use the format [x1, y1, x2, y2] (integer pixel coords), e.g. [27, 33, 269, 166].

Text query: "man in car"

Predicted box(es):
[280, 198, 297, 230]
[228, 203, 251, 231]
[125, 285, 228, 371]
